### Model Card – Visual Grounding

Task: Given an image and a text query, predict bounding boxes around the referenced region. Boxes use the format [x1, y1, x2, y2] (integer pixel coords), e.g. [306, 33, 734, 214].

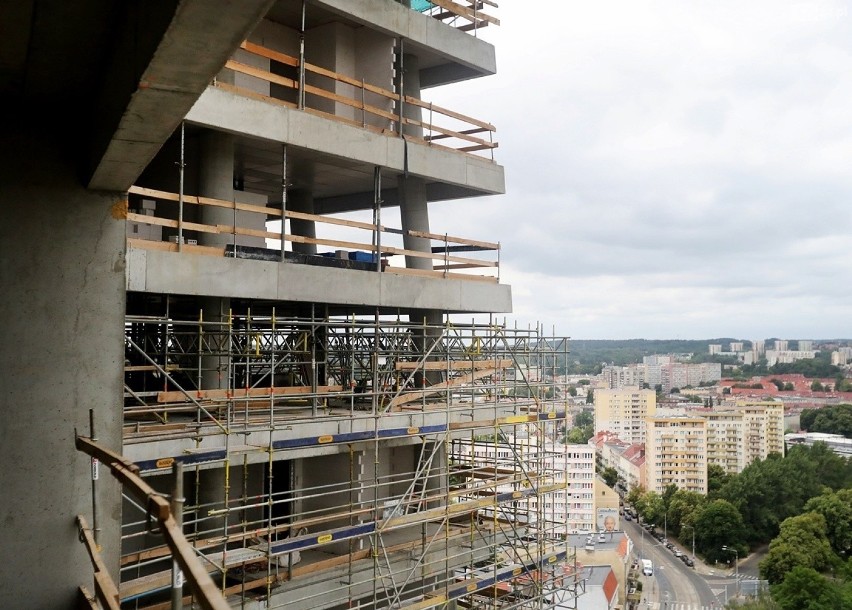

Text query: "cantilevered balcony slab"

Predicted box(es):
[313, 0, 497, 87]
[126, 246, 511, 314]
[185, 86, 505, 204]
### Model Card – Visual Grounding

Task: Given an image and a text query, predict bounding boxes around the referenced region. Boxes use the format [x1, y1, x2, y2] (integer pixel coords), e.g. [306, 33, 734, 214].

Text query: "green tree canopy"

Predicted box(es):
[693, 499, 746, 563]
[771, 566, 847, 610]
[707, 464, 731, 500]
[804, 488, 852, 556]
[574, 410, 594, 428]
[601, 466, 619, 488]
[760, 513, 836, 584]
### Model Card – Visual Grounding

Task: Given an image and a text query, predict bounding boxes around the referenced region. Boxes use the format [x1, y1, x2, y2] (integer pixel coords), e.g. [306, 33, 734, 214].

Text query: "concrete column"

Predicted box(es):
[400, 53, 423, 138]
[0, 128, 125, 607]
[198, 130, 235, 248]
[397, 52, 433, 271]
[289, 189, 317, 255]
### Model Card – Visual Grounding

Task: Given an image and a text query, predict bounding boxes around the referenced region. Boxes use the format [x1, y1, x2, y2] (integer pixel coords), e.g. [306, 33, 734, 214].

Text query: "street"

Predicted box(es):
[624, 518, 721, 609]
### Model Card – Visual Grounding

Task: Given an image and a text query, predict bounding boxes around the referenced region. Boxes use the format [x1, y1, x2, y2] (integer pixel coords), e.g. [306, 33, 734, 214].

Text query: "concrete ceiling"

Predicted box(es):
[0, 0, 276, 193]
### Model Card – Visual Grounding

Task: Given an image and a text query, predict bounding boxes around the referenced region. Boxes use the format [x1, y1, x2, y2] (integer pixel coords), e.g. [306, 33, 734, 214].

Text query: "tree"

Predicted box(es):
[567, 385, 577, 397]
[693, 499, 746, 563]
[800, 408, 819, 431]
[812, 380, 824, 392]
[771, 566, 845, 610]
[668, 489, 706, 538]
[585, 389, 594, 404]
[760, 513, 836, 584]
[707, 464, 731, 500]
[626, 485, 645, 509]
[804, 488, 852, 556]
[574, 410, 594, 428]
[636, 491, 664, 526]
[564, 426, 593, 444]
[601, 466, 618, 488]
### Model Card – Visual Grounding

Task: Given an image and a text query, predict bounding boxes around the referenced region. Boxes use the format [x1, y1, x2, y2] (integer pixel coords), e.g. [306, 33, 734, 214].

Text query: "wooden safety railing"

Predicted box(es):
[219, 41, 497, 157]
[415, 0, 500, 34]
[127, 186, 500, 283]
[75, 435, 231, 610]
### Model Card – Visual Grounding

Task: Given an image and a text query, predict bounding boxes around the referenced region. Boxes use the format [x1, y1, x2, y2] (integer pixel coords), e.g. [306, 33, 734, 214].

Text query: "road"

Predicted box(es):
[624, 519, 721, 610]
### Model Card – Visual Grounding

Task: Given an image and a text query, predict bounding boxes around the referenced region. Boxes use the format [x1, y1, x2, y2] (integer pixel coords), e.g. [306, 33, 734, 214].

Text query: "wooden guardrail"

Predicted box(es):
[219, 41, 497, 157]
[127, 186, 500, 283]
[418, 0, 500, 33]
[75, 436, 231, 610]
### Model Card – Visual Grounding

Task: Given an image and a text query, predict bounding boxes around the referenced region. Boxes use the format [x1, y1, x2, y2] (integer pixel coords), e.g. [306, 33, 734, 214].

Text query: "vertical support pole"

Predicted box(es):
[178, 121, 185, 252]
[298, 0, 306, 110]
[396, 38, 405, 137]
[373, 166, 382, 272]
[171, 461, 185, 610]
[89, 409, 99, 547]
[280, 144, 287, 261]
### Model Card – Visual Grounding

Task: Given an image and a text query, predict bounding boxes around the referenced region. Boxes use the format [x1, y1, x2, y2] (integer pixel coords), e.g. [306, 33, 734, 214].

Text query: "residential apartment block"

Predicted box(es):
[737, 401, 786, 462]
[645, 416, 708, 495]
[594, 388, 657, 444]
[453, 437, 597, 535]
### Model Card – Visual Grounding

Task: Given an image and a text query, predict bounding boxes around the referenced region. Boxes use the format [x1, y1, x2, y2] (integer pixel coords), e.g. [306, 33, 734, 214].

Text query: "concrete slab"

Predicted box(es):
[88, 0, 278, 191]
[128, 246, 511, 314]
[186, 87, 506, 197]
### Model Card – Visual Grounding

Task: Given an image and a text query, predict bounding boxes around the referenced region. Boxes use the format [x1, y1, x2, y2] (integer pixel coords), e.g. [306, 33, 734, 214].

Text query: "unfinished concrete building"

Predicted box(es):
[2, 2, 581, 609]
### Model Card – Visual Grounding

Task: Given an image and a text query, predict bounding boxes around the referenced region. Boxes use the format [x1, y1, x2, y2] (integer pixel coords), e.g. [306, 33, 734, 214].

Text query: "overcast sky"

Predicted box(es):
[425, 0, 852, 340]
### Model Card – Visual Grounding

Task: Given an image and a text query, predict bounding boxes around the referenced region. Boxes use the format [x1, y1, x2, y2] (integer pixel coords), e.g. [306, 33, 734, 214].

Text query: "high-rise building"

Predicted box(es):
[645, 416, 708, 495]
[2, 4, 581, 608]
[737, 401, 786, 462]
[594, 388, 657, 444]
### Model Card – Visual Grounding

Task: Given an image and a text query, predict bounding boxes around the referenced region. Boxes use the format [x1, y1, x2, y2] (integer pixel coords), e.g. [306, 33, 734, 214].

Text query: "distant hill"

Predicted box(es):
[552, 338, 743, 374]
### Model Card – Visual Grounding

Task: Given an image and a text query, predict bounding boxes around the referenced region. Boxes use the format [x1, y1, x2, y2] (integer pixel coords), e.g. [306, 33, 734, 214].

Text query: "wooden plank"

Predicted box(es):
[386, 266, 498, 283]
[214, 81, 298, 113]
[458, 20, 488, 32]
[395, 359, 512, 371]
[404, 115, 495, 147]
[405, 95, 495, 131]
[388, 368, 499, 408]
[126, 238, 225, 257]
[157, 385, 343, 403]
[427, 0, 500, 25]
[303, 61, 399, 102]
[239, 41, 300, 67]
[225, 59, 296, 90]
[406, 228, 499, 250]
[425, 126, 490, 141]
[302, 81, 398, 124]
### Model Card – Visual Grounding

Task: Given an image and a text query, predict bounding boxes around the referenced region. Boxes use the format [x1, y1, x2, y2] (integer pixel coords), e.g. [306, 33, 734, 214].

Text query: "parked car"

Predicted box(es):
[665, 542, 674, 550]
[684, 557, 695, 567]
[674, 550, 683, 558]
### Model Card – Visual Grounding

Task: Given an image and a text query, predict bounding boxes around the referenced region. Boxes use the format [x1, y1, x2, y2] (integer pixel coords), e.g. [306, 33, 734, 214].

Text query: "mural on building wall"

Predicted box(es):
[597, 508, 619, 532]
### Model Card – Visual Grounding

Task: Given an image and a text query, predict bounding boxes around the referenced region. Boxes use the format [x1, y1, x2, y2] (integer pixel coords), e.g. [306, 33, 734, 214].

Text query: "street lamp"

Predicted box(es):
[682, 524, 695, 562]
[722, 545, 739, 597]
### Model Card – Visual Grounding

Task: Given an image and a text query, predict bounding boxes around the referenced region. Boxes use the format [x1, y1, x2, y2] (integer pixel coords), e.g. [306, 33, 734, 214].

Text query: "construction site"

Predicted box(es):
[2, 1, 588, 609]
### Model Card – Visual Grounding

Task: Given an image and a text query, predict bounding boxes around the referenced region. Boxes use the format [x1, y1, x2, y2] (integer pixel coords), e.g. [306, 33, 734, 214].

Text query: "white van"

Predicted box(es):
[641, 559, 654, 576]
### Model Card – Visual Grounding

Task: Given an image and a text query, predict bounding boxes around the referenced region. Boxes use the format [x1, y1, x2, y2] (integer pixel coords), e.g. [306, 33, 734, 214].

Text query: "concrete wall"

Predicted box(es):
[0, 129, 126, 607]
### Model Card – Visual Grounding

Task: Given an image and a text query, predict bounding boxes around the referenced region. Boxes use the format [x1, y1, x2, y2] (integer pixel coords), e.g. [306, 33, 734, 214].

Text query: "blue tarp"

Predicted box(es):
[411, 0, 433, 12]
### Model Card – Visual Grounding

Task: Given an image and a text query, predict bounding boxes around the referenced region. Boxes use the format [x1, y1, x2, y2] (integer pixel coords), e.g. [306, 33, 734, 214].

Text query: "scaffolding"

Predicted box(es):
[99, 300, 582, 610]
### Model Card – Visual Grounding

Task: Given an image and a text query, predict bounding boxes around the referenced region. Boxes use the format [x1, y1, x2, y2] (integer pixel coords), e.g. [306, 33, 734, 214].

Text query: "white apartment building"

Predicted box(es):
[702, 410, 746, 474]
[765, 350, 817, 367]
[737, 401, 786, 461]
[594, 388, 657, 444]
[454, 436, 597, 535]
[645, 416, 708, 494]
